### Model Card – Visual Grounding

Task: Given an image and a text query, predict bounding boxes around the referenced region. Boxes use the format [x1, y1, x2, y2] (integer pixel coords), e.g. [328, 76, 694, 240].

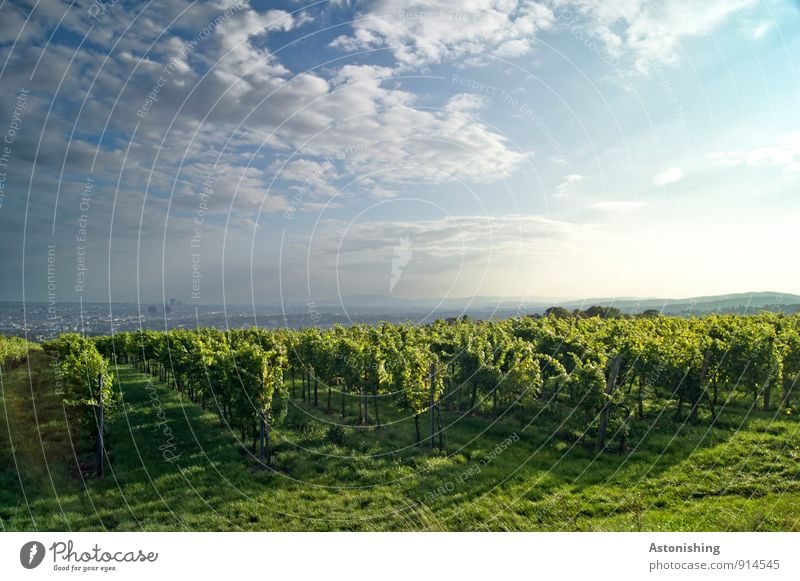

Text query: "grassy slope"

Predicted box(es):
[2, 354, 800, 531]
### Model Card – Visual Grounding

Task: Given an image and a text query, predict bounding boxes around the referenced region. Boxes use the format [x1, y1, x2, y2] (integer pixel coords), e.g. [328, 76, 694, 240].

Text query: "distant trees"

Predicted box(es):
[544, 306, 571, 319]
[544, 305, 624, 319]
[581, 306, 623, 319]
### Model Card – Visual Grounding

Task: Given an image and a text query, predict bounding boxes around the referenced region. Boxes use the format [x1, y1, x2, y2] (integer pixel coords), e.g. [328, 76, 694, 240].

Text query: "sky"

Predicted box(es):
[0, 0, 799, 306]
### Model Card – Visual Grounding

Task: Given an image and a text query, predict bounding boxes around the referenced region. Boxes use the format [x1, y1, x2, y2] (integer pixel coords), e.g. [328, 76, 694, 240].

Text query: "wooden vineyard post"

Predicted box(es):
[96, 373, 104, 478]
[437, 399, 445, 452]
[265, 413, 271, 466]
[691, 349, 711, 423]
[373, 379, 380, 427]
[259, 412, 266, 465]
[312, 366, 318, 407]
[783, 374, 798, 409]
[429, 362, 436, 452]
[763, 377, 772, 412]
[457, 372, 463, 410]
[596, 355, 621, 452]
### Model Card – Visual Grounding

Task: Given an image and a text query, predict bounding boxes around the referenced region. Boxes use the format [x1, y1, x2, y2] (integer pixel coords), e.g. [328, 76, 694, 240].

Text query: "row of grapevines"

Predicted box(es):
[89, 312, 800, 456]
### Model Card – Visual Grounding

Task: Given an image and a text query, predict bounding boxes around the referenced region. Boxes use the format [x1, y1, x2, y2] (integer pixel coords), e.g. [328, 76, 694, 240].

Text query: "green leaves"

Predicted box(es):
[91, 311, 800, 453]
[0, 334, 36, 368]
[44, 333, 114, 408]
[41, 333, 115, 457]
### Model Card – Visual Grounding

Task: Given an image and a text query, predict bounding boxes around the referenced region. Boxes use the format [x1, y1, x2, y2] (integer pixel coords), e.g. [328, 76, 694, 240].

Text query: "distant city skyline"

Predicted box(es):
[5, 291, 800, 343]
[1, 0, 799, 305]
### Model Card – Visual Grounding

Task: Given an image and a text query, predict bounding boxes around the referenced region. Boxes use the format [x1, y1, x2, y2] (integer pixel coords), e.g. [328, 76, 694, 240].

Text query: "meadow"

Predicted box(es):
[2, 339, 800, 532]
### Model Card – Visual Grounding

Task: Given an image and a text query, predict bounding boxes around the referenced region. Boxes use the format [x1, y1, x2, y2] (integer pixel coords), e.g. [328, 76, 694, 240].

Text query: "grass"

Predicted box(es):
[2, 353, 800, 531]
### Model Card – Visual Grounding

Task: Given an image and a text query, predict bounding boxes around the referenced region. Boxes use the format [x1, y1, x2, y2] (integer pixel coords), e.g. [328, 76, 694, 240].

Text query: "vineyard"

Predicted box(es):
[2, 312, 800, 530]
[38, 312, 800, 465]
[0, 334, 35, 371]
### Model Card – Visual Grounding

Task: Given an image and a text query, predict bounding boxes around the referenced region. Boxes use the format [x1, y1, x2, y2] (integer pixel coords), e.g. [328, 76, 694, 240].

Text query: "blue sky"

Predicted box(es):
[1, 0, 799, 305]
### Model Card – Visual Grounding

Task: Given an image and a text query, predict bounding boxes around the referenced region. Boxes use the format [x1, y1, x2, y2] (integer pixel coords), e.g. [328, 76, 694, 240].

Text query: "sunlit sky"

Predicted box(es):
[1, 0, 799, 304]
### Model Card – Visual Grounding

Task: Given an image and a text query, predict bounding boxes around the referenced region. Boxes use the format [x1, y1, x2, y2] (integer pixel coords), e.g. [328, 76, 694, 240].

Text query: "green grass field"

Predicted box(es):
[2, 352, 800, 531]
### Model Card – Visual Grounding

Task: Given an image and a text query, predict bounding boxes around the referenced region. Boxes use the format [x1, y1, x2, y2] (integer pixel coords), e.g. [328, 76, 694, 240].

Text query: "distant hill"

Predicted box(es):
[549, 291, 800, 315]
[3, 293, 799, 338]
[294, 291, 800, 316]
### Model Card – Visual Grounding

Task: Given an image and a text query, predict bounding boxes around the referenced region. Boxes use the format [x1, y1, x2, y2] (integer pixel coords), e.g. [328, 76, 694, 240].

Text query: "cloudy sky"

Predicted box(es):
[1, 0, 799, 305]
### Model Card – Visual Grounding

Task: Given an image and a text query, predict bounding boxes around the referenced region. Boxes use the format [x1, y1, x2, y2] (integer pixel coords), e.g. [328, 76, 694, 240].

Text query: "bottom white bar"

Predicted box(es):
[0, 532, 795, 580]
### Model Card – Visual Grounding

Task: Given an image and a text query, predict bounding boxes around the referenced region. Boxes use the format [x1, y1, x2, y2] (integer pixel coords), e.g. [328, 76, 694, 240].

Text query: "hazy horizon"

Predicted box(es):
[6, 289, 800, 308]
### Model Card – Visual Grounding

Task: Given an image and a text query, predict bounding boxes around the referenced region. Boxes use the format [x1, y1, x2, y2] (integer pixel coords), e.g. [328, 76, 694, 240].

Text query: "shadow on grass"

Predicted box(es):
[3, 358, 799, 531]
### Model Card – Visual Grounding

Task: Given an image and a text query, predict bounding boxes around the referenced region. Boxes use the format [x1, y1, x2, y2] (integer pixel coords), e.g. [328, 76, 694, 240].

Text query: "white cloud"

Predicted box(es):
[0, 3, 526, 235]
[553, 173, 583, 198]
[176, 162, 290, 212]
[445, 93, 487, 112]
[751, 21, 773, 40]
[281, 69, 527, 186]
[301, 214, 597, 297]
[204, 8, 296, 81]
[0, 4, 36, 44]
[330, 0, 555, 68]
[277, 159, 336, 183]
[553, 0, 757, 72]
[709, 133, 800, 173]
[653, 167, 683, 186]
[589, 201, 648, 211]
[0, 0, 71, 44]
[312, 214, 589, 258]
[270, 158, 341, 199]
[369, 187, 398, 199]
